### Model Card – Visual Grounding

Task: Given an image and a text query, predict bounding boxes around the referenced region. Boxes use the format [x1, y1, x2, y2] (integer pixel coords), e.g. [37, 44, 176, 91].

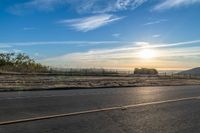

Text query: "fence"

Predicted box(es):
[158, 72, 200, 79]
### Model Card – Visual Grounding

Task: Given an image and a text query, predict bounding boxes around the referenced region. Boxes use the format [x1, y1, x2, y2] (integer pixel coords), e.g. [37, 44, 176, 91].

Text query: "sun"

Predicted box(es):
[138, 49, 156, 59]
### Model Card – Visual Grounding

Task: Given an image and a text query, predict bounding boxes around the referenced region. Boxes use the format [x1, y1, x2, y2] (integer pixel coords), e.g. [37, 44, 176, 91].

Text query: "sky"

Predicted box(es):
[0, 0, 200, 70]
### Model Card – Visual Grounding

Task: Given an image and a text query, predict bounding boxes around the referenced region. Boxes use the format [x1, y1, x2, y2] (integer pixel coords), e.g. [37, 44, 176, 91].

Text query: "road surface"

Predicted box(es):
[0, 85, 200, 133]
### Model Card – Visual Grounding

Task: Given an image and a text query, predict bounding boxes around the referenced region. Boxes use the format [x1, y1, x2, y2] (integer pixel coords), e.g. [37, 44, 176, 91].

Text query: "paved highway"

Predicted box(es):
[0, 85, 200, 133]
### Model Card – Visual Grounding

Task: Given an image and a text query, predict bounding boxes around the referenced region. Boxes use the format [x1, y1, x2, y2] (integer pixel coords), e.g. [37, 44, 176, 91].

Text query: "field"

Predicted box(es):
[1, 74, 200, 91]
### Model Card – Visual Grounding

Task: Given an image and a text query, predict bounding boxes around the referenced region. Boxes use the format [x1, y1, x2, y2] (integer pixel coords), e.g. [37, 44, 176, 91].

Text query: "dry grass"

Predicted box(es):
[0, 74, 200, 91]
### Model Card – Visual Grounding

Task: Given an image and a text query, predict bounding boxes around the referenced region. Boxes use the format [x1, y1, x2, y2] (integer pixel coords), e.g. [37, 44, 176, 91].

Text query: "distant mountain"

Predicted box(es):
[179, 67, 200, 75]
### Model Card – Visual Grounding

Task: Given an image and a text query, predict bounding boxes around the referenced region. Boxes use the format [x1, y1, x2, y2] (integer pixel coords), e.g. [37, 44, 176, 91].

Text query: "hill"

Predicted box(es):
[179, 67, 200, 75]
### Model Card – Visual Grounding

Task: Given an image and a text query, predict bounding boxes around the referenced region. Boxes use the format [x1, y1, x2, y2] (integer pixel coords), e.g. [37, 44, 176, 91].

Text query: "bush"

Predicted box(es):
[134, 68, 158, 75]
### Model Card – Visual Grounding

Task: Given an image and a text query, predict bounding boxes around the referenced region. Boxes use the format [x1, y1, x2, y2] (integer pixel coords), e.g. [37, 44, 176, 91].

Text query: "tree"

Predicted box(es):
[0, 53, 48, 73]
[0, 53, 15, 66]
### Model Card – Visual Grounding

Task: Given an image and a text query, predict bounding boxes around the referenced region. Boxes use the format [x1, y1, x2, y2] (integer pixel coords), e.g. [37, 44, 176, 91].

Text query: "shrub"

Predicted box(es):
[134, 68, 158, 75]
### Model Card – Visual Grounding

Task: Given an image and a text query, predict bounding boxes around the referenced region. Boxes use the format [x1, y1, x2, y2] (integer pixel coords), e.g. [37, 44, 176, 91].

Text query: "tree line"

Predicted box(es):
[0, 53, 48, 73]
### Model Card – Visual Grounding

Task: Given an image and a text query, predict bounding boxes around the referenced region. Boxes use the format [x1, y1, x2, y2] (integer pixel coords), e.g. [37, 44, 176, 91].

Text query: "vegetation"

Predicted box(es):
[0, 53, 48, 73]
[134, 68, 158, 75]
[63, 68, 120, 76]
[0, 53, 122, 75]
[49, 68, 124, 76]
[0, 53, 159, 76]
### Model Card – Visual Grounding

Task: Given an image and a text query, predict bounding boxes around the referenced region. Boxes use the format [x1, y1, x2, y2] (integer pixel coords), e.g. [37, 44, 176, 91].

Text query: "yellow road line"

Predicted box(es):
[0, 96, 199, 126]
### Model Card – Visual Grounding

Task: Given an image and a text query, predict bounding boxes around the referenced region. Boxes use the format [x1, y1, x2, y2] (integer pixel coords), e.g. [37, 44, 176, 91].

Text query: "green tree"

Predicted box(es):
[0, 53, 48, 73]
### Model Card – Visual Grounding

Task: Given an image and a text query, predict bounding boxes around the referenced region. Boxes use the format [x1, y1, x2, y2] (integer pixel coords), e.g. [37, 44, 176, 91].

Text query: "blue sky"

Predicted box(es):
[0, 0, 200, 70]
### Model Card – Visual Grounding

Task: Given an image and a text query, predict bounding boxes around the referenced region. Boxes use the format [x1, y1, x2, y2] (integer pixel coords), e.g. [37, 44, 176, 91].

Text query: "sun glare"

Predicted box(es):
[138, 49, 156, 59]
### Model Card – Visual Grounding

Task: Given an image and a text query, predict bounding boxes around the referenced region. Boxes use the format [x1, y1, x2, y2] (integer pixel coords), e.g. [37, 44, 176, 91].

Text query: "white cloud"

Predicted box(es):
[112, 33, 120, 37]
[152, 34, 161, 38]
[2, 39, 200, 48]
[23, 27, 38, 31]
[9, 0, 200, 15]
[8, 0, 147, 15]
[154, 0, 200, 10]
[59, 14, 124, 32]
[42, 40, 200, 68]
[116, 0, 146, 10]
[8, 0, 66, 15]
[77, 0, 147, 13]
[2, 41, 121, 47]
[144, 19, 168, 26]
[0, 44, 12, 48]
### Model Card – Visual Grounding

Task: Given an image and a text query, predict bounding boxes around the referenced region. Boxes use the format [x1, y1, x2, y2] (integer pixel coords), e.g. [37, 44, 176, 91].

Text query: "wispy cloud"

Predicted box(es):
[23, 27, 38, 31]
[59, 14, 124, 32]
[2, 39, 200, 48]
[112, 33, 120, 38]
[42, 40, 200, 68]
[154, 0, 200, 11]
[8, 0, 147, 15]
[76, 0, 147, 14]
[0, 40, 122, 47]
[152, 34, 161, 38]
[144, 19, 168, 26]
[0, 44, 12, 48]
[8, 0, 66, 15]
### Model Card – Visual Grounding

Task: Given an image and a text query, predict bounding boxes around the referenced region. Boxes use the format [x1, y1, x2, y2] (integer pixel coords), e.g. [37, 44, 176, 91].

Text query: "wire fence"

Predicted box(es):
[158, 72, 200, 79]
[1, 69, 200, 79]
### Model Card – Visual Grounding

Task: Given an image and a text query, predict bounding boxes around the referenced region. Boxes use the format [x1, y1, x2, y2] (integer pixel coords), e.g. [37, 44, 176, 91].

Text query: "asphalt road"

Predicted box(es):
[0, 85, 200, 133]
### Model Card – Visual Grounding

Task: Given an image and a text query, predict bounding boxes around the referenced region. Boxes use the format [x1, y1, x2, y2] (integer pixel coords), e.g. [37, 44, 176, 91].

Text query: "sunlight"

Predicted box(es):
[138, 49, 156, 59]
